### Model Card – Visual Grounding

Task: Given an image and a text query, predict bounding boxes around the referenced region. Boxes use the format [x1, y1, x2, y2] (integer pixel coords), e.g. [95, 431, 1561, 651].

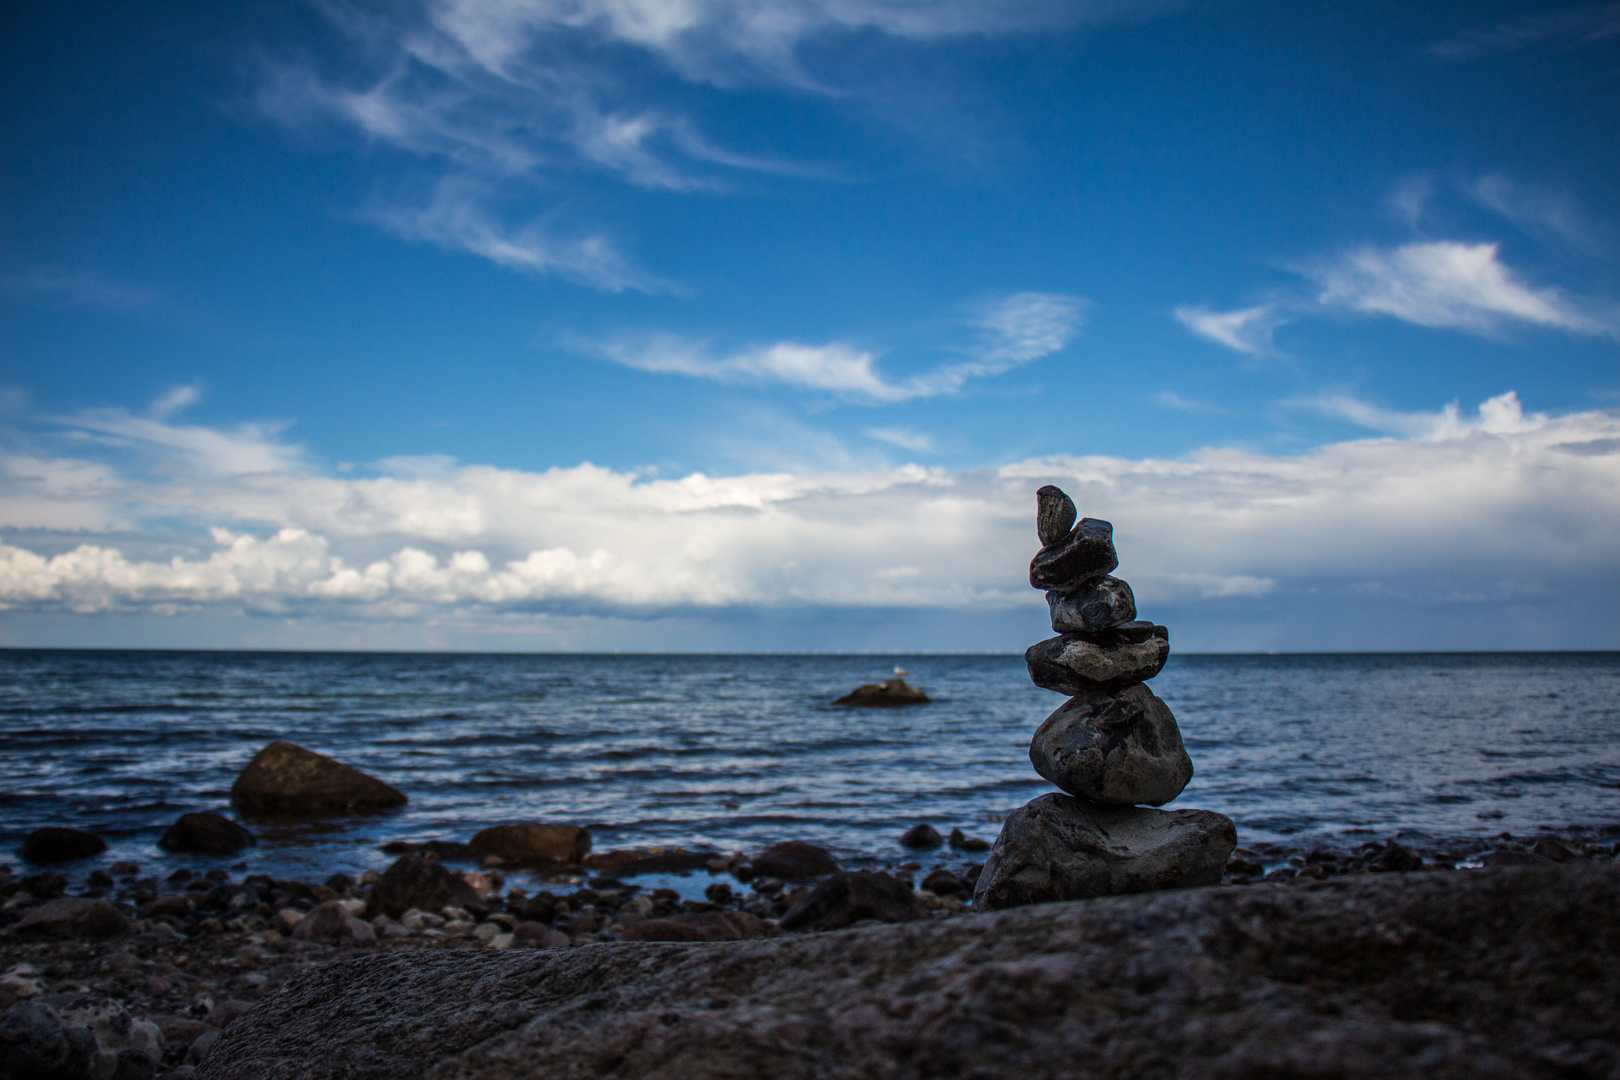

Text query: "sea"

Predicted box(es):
[3, 650, 1618, 891]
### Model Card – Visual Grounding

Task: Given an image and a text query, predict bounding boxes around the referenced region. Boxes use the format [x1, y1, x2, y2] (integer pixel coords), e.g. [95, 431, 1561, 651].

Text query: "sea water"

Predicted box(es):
[2, 650, 1617, 883]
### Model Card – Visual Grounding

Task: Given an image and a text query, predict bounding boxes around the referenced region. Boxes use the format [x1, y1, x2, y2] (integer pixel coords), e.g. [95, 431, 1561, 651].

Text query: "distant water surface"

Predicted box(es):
[1, 650, 1616, 883]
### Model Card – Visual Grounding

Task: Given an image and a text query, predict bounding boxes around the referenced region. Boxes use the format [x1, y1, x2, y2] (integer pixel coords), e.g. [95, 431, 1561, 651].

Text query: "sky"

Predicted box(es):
[1, 0, 1618, 653]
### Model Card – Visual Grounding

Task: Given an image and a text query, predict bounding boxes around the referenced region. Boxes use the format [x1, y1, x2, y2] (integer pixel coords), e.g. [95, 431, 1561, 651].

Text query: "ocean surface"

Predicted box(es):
[3, 650, 1618, 888]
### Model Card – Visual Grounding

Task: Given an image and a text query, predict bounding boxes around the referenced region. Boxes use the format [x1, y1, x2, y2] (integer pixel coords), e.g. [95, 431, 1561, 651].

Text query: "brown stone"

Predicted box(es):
[230, 741, 406, 815]
[469, 825, 590, 866]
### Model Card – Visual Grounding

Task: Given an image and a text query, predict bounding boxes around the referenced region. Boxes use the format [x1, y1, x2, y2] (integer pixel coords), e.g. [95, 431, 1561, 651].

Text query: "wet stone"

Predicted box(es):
[158, 813, 256, 855]
[1029, 518, 1118, 592]
[1035, 485, 1077, 547]
[1025, 628, 1169, 695]
[1028, 683, 1193, 806]
[16, 828, 107, 865]
[1046, 576, 1136, 634]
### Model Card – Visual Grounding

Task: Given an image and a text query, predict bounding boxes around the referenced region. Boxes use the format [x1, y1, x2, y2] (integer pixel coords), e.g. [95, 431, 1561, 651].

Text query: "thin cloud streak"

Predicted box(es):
[1173, 303, 1282, 355]
[1427, 3, 1620, 61]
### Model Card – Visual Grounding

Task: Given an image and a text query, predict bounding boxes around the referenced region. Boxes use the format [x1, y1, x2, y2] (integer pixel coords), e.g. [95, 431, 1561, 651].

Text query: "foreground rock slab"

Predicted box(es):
[230, 740, 407, 815]
[197, 865, 1620, 1080]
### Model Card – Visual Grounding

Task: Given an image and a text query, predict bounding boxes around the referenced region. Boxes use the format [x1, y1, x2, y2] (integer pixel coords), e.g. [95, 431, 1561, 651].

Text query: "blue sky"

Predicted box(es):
[2, 0, 1619, 651]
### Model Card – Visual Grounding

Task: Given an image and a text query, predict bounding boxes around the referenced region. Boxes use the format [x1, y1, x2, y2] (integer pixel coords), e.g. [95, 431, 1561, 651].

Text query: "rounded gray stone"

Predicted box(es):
[1024, 627, 1168, 695]
[1028, 683, 1193, 806]
[971, 793, 1235, 911]
[1035, 485, 1076, 547]
[1046, 575, 1136, 633]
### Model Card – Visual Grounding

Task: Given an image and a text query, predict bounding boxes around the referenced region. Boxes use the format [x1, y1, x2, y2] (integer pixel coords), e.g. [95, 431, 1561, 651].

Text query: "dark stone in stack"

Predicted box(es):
[973, 485, 1236, 911]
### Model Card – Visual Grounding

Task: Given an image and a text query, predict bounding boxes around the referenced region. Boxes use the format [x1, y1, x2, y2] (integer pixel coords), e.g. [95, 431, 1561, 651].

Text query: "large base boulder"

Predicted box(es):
[158, 812, 256, 854]
[973, 794, 1233, 910]
[469, 825, 589, 866]
[230, 741, 406, 815]
[1028, 684, 1193, 805]
[196, 866, 1620, 1080]
[15, 827, 106, 865]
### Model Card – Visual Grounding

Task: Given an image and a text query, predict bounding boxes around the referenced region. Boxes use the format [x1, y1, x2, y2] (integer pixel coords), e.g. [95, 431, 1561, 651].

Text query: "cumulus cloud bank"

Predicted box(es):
[4, 392, 1619, 636]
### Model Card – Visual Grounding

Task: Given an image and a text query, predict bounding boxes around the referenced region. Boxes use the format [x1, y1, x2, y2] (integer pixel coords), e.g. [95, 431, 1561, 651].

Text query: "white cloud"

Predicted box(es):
[1427, 4, 1620, 61]
[865, 427, 934, 451]
[4, 392, 1620, 630]
[1470, 175, 1592, 248]
[1152, 391, 1219, 415]
[1292, 389, 1548, 441]
[1304, 241, 1615, 337]
[258, 1, 1148, 284]
[3, 269, 160, 313]
[588, 290, 1083, 401]
[1173, 303, 1282, 355]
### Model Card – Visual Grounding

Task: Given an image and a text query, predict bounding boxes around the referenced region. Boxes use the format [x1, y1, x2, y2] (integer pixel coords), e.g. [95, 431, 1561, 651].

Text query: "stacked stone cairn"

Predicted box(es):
[972, 485, 1237, 911]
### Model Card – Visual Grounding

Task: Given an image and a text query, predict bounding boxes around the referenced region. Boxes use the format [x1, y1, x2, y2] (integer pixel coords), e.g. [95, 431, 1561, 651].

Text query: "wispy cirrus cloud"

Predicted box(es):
[256, 0, 1155, 287]
[1303, 241, 1615, 337]
[3, 269, 161, 313]
[584, 291, 1084, 401]
[1427, 3, 1620, 61]
[1173, 303, 1283, 355]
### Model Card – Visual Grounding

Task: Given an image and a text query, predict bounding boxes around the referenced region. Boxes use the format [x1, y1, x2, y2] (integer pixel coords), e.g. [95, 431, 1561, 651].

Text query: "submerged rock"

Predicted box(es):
[1028, 683, 1193, 806]
[15, 827, 107, 865]
[1025, 627, 1169, 694]
[158, 812, 256, 855]
[831, 677, 929, 706]
[363, 854, 479, 920]
[1045, 575, 1137, 634]
[972, 793, 1233, 910]
[1028, 517, 1118, 591]
[779, 870, 929, 931]
[469, 825, 590, 866]
[195, 865, 1620, 1080]
[230, 740, 407, 815]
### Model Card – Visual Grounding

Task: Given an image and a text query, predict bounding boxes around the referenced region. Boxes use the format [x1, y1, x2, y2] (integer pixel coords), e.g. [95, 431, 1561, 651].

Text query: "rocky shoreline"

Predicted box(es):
[4, 823, 1618, 1079]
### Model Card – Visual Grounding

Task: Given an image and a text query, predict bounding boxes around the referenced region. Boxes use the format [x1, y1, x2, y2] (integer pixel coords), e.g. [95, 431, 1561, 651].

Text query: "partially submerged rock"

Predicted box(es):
[583, 848, 715, 877]
[15, 827, 106, 865]
[750, 841, 839, 880]
[230, 741, 407, 815]
[831, 677, 929, 706]
[158, 811, 256, 854]
[1027, 683, 1193, 806]
[973, 793, 1233, 910]
[195, 865, 1620, 1080]
[898, 823, 942, 849]
[469, 825, 590, 867]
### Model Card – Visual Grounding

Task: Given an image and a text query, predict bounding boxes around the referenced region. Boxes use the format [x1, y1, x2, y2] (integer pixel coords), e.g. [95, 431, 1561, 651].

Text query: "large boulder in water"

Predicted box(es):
[15, 827, 106, 864]
[469, 824, 590, 866]
[230, 741, 406, 815]
[194, 865, 1620, 1080]
[159, 811, 256, 854]
[1028, 683, 1193, 806]
[363, 854, 479, 920]
[831, 677, 929, 706]
[973, 793, 1233, 911]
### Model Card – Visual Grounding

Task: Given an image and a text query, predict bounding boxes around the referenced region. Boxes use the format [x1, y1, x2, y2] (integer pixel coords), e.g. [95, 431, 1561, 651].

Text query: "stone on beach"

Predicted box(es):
[291, 900, 377, 944]
[363, 854, 480, 920]
[0, 999, 97, 1080]
[830, 677, 929, 706]
[1028, 683, 1193, 806]
[972, 793, 1234, 910]
[10, 898, 131, 940]
[619, 911, 770, 942]
[1025, 627, 1169, 694]
[750, 841, 839, 880]
[779, 870, 929, 931]
[1045, 575, 1137, 633]
[229, 740, 407, 815]
[193, 865, 1620, 1080]
[158, 812, 256, 855]
[898, 823, 942, 849]
[1028, 517, 1118, 590]
[15, 827, 106, 865]
[468, 825, 590, 866]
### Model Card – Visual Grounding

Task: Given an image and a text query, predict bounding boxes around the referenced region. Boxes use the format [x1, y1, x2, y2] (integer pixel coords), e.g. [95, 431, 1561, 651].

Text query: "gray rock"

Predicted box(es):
[1025, 627, 1168, 694]
[362, 855, 479, 921]
[898, 823, 942, 849]
[1028, 685, 1193, 805]
[229, 741, 406, 815]
[1034, 485, 1076, 547]
[1046, 575, 1136, 633]
[750, 841, 839, 880]
[468, 825, 590, 867]
[16, 827, 106, 865]
[290, 901, 376, 944]
[158, 813, 255, 855]
[0, 999, 97, 1080]
[778, 871, 929, 931]
[973, 794, 1233, 910]
[10, 898, 131, 940]
[56, 1000, 160, 1080]
[1029, 517, 1117, 591]
[195, 865, 1620, 1080]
